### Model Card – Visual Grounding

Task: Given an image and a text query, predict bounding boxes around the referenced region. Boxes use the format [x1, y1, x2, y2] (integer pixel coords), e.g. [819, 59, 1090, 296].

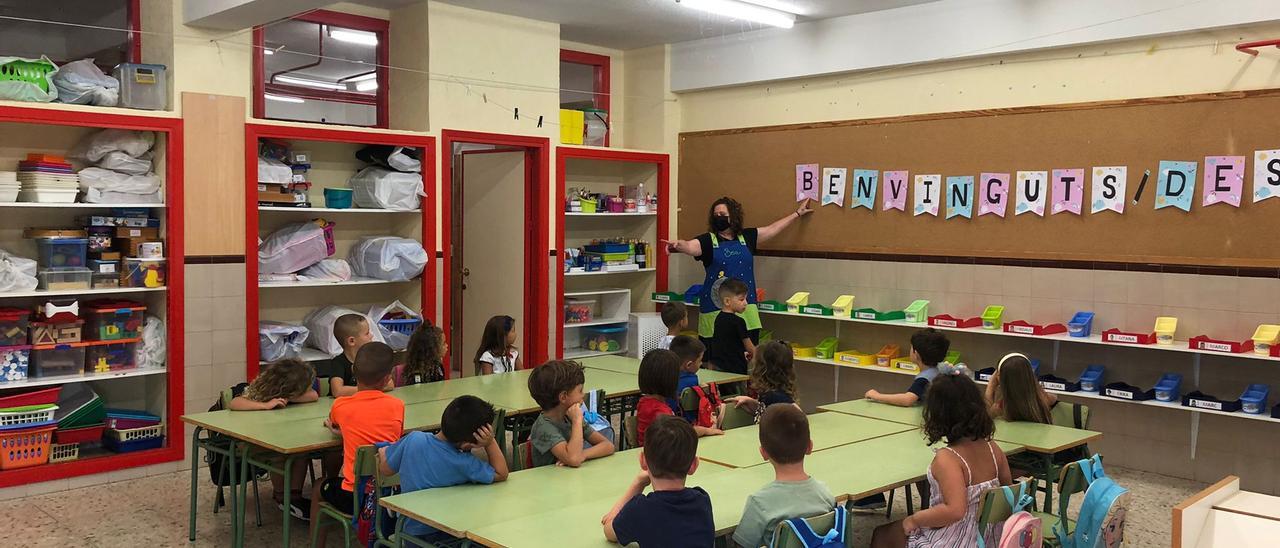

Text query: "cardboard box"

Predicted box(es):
[92, 251, 122, 261]
[115, 237, 162, 258]
[114, 227, 159, 239]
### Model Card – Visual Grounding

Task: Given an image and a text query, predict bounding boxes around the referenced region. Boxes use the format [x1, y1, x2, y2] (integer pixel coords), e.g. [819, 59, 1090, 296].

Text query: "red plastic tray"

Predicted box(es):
[1003, 320, 1068, 336]
[1188, 335, 1254, 354]
[1271, 344, 1280, 358]
[1102, 329, 1156, 345]
[54, 424, 105, 444]
[928, 314, 981, 329]
[0, 386, 62, 409]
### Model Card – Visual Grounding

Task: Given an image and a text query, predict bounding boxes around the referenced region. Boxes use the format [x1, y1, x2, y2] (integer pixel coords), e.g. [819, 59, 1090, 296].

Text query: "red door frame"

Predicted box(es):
[554, 146, 670, 356]
[441, 130, 551, 376]
[560, 49, 611, 147]
[244, 123, 436, 378]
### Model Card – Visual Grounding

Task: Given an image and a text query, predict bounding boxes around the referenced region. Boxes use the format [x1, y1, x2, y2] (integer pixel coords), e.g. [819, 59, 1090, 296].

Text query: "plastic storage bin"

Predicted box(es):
[38, 267, 91, 291]
[0, 404, 56, 430]
[981, 305, 1005, 330]
[789, 344, 816, 358]
[876, 344, 900, 367]
[1251, 325, 1280, 356]
[564, 299, 597, 324]
[834, 351, 875, 366]
[104, 423, 164, 452]
[323, 187, 354, 209]
[0, 308, 29, 347]
[123, 258, 166, 288]
[831, 295, 855, 317]
[1078, 365, 1105, 392]
[48, 442, 79, 463]
[0, 387, 60, 409]
[904, 300, 930, 323]
[377, 317, 420, 337]
[31, 343, 87, 378]
[580, 325, 626, 353]
[37, 238, 88, 268]
[30, 321, 84, 345]
[113, 63, 167, 110]
[1154, 317, 1178, 345]
[1240, 384, 1270, 415]
[815, 337, 838, 359]
[85, 300, 146, 341]
[0, 345, 30, 382]
[53, 424, 104, 445]
[86, 340, 137, 373]
[786, 292, 810, 313]
[1153, 373, 1183, 402]
[104, 409, 160, 430]
[92, 273, 119, 289]
[0, 425, 54, 470]
[1068, 312, 1095, 338]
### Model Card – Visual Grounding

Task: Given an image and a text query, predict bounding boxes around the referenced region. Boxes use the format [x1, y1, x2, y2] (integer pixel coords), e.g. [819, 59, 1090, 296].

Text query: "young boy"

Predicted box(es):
[659, 301, 688, 350]
[527, 360, 615, 467]
[378, 395, 508, 542]
[865, 327, 950, 407]
[327, 313, 375, 397]
[669, 335, 706, 422]
[602, 415, 713, 546]
[312, 341, 404, 542]
[705, 279, 756, 374]
[732, 405, 835, 548]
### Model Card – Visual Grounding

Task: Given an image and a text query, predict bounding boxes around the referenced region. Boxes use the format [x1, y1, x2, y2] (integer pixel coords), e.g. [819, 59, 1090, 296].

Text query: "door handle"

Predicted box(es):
[463, 268, 471, 277]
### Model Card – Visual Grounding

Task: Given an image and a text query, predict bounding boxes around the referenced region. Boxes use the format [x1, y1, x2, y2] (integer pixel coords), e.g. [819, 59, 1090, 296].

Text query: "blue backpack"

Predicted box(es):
[1056, 455, 1131, 548]
[774, 507, 847, 548]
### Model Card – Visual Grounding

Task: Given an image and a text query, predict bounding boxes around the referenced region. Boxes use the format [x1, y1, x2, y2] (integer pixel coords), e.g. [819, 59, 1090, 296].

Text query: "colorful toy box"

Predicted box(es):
[30, 343, 86, 378]
[0, 308, 29, 347]
[1067, 311, 1095, 338]
[563, 299, 595, 324]
[1250, 325, 1280, 356]
[85, 300, 146, 341]
[0, 345, 30, 382]
[580, 325, 625, 353]
[123, 258, 165, 288]
[30, 321, 83, 345]
[86, 340, 137, 372]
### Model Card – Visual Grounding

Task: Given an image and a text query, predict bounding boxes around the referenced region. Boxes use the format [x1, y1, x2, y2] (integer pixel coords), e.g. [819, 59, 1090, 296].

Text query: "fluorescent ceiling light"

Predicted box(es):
[678, 0, 795, 28]
[329, 28, 379, 46]
[740, 0, 806, 15]
[346, 72, 378, 82]
[354, 80, 378, 92]
[263, 49, 274, 55]
[274, 75, 345, 91]
[265, 93, 304, 104]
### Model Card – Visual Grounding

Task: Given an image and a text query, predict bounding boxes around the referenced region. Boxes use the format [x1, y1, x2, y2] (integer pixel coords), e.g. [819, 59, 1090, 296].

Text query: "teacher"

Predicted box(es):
[664, 197, 813, 341]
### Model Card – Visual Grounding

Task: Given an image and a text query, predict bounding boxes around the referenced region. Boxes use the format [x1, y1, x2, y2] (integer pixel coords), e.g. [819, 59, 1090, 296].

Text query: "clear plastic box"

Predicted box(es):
[37, 238, 88, 269]
[123, 258, 165, 288]
[580, 325, 626, 353]
[0, 308, 29, 347]
[113, 63, 167, 110]
[85, 301, 146, 341]
[86, 340, 137, 373]
[31, 343, 86, 378]
[0, 345, 30, 382]
[38, 267, 91, 291]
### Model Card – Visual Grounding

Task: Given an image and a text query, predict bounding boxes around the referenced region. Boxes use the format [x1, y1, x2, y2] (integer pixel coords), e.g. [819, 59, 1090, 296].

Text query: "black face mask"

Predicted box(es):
[712, 215, 731, 232]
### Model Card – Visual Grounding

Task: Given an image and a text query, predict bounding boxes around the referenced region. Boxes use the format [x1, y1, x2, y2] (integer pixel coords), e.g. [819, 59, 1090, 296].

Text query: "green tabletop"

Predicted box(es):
[580, 355, 750, 386]
[817, 398, 923, 425]
[696, 412, 913, 468]
[380, 447, 735, 539]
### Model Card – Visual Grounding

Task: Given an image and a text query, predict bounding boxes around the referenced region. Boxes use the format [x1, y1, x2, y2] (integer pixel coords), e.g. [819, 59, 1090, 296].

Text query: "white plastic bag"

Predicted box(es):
[78, 167, 162, 194]
[303, 305, 384, 356]
[52, 59, 119, 106]
[259, 322, 310, 362]
[0, 249, 37, 278]
[299, 259, 352, 282]
[70, 129, 155, 162]
[97, 151, 151, 175]
[0, 255, 38, 293]
[387, 147, 421, 172]
[258, 156, 293, 184]
[349, 167, 423, 210]
[348, 236, 427, 281]
[136, 316, 166, 369]
[258, 221, 332, 274]
[367, 300, 420, 351]
[0, 56, 58, 103]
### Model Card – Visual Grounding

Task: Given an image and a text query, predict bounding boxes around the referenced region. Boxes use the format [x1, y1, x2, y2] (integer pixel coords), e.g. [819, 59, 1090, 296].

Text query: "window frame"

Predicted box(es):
[252, 9, 390, 128]
[559, 49, 611, 147]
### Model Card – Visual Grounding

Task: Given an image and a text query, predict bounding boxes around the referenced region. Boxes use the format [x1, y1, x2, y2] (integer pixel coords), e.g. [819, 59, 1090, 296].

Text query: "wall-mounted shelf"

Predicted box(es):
[259, 206, 421, 214]
[258, 277, 415, 289]
[565, 268, 656, 277]
[0, 287, 167, 299]
[0, 367, 167, 390]
[0, 203, 165, 209]
[564, 212, 657, 217]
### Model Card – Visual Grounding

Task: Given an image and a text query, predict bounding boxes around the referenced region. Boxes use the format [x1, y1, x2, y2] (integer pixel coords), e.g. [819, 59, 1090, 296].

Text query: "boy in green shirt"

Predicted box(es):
[732, 405, 835, 548]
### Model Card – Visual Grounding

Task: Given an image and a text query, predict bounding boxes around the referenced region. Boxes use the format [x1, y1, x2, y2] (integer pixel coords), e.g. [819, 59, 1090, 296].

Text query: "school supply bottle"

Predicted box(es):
[636, 241, 647, 269]
[636, 183, 648, 213]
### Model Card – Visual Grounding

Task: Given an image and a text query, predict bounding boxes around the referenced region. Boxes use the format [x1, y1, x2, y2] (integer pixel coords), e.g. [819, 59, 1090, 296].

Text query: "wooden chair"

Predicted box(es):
[769, 507, 853, 548]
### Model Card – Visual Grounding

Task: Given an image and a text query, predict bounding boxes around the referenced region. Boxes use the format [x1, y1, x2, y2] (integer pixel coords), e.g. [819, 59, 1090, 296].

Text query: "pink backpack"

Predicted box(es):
[982, 482, 1043, 548]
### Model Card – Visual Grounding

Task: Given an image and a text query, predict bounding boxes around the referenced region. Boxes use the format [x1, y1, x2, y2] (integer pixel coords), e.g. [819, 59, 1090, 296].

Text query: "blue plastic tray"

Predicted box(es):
[105, 434, 164, 453]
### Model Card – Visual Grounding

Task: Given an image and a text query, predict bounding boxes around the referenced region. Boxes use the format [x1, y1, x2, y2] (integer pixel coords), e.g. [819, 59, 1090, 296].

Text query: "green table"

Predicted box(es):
[818, 398, 923, 426]
[695, 411, 913, 468]
[580, 355, 750, 386]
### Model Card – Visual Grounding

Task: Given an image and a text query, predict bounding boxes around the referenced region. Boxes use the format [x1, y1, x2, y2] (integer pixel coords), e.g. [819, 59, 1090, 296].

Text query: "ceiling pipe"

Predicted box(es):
[270, 23, 325, 84]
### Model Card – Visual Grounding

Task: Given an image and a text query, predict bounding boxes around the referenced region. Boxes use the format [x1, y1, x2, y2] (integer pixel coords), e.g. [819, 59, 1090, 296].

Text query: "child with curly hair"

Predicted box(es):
[228, 358, 320, 520]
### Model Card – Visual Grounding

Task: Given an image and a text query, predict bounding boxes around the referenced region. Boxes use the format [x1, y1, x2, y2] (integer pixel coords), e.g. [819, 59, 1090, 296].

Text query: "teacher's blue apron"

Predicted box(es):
[697, 233, 762, 338]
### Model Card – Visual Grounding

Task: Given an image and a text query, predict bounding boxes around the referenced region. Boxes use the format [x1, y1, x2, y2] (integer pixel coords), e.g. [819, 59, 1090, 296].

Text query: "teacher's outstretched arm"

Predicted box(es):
[757, 200, 813, 243]
[661, 237, 702, 257]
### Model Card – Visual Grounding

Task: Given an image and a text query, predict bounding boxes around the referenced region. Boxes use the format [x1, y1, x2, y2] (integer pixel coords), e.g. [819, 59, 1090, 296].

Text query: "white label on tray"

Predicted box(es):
[896, 363, 919, 372]
[802, 306, 824, 315]
[653, 294, 670, 302]
[1041, 381, 1067, 391]
[1105, 388, 1134, 399]
[1108, 334, 1139, 343]
[856, 312, 875, 320]
[99, 264, 117, 274]
[1190, 399, 1223, 410]
[978, 372, 993, 381]
[933, 319, 958, 327]
[1199, 341, 1232, 352]
[1010, 325, 1035, 334]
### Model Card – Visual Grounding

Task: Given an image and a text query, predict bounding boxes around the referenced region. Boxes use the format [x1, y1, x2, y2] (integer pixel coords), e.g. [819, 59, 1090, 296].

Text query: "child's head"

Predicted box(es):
[334, 314, 373, 353]
[910, 328, 950, 368]
[993, 352, 1052, 424]
[661, 302, 688, 333]
[440, 395, 496, 450]
[749, 340, 796, 401]
[405, 322, 446, 376]
[669, 335, 705, 373]
[758, 404, 812, 465]
[638, 349, 680, 399]
[718, 279, 749, 313]
[922, 368, 994, 445]
[641, 415, 699, 481]
[476, 315, 516, 357]
[528, 360, 586, 411]
[247, 358, 315, 401]
[353, 341, 395, 388]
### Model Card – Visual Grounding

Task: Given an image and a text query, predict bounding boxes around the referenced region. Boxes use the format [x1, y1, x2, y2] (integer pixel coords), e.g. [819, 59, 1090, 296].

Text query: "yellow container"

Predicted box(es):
[1252, 324, 1280, 355]
[835, 350, 875, 366]
[786, 292, 810, 313]
[891, 357, 920, 373]
[876, 344, 900, 367]
[559, 109, 585, 145]
[790, 343, 816, 358]
[1154, 316, 1178, 346]
[831, 295, 855, 317]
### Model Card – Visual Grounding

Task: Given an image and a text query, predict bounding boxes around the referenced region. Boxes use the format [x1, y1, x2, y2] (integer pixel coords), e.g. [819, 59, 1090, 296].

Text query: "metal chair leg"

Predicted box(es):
[189, 427, 203, 541]
[253, 473, 263, 526]
[886, 489, 894, 519]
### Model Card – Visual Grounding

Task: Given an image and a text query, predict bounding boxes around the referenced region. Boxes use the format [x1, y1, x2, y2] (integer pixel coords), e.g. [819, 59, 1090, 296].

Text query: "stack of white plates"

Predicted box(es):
[16, 171, 79, 204]
[0, 172, 16, 202]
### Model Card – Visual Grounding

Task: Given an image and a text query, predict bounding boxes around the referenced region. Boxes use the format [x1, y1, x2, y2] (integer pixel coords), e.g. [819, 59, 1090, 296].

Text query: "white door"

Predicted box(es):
[460, 151, 526, 376]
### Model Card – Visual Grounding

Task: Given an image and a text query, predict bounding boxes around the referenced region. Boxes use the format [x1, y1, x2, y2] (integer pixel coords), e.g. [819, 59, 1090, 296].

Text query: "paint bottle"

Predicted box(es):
[636, 241, 646, 269]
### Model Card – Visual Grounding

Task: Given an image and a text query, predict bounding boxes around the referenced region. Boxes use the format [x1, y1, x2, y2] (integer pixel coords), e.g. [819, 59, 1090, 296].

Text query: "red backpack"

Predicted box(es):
[691, 383, 722, 428]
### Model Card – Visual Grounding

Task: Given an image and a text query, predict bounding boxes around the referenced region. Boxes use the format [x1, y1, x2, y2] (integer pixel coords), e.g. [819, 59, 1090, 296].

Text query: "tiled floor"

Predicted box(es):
[8, 464, 1199, 547]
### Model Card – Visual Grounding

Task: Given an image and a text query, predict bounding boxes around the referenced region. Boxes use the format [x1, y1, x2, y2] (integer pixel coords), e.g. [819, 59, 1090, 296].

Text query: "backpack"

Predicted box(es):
[353, 473, 397, 547]
[775, 507, 847, 548]
[691, 383, 722, 429]
[1055, 455, 1131, 548]
[981, 482, 1042, 548]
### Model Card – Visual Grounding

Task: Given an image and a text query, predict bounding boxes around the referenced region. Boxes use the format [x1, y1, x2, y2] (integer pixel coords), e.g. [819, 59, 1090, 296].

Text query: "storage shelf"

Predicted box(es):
[0, 203, 165, 209]
[564, 288, 631, 297]
[566, 268, 655, 277]
[258, 206, 421, 214]
[563, 348, 628, 360]
[258, 277, 414, 288]
[0, 99, 180, 119]
[565, 212, 657, 217]
[0, 366, 165, 389]
[563, 317, 628, 329]
[795, 356, 916, 377]
[260, 347, 332, 366]
[970, 378, 1280, 424]
[0, 286, 166, 299]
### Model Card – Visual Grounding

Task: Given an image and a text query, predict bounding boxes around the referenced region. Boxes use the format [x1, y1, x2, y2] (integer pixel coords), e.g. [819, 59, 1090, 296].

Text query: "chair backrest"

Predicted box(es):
[624, 416, 638, 448]
[1051, 401, 1091, 429]
[513, 440, 535, 472]
[492, 408, 507, 459]
[219, 388, 234, 408]
[317, 377, 331, 397]
[679, 387, 699, 412]
[1056, 459, 1090, 508]
[977, 478, 1036, 527]
[719, 402, 755, 430]
[770, 508, 852, 548]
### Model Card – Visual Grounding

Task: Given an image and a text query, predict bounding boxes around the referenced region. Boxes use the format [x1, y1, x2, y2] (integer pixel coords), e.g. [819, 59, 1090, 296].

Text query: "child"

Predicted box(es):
[228, 358, 320, 520]
[378, 395, 508, 542]
[871, 365, 1011, 548]
[659, 301, 688, 350]
[474, 315, 522, 375]
[602, 415, 713, 546]
[397, 322, 446, 386]
[865, 328, 950, 407]
[705, 279, 756, 374]
[669, 335, 706, 422]
[985, 352, 1056, 423]
[327, 313, 376, 397]
[733, 405, 835, 548]
[527, 360, 615, 467]
[312, 341, 405, 543]
[724, 340, 799, 419]
[636, 349, 723, 446]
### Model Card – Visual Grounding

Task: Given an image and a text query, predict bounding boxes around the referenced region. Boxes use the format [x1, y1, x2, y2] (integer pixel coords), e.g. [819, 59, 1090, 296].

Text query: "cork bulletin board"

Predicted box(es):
[678, 89, 1280, 268]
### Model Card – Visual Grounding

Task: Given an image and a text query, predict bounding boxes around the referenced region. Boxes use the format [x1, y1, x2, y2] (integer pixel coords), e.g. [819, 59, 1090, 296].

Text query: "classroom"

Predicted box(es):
[0, 0, 1276, 547]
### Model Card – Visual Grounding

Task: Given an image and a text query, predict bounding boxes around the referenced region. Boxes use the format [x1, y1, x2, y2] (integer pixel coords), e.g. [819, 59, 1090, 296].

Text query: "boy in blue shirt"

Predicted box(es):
[669, 335, 705, 421]
[378, 395, 509, 541]
[602, 415, 713, 547]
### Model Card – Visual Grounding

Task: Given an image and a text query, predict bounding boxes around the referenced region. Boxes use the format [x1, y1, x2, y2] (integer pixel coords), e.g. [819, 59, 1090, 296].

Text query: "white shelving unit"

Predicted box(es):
[0, 367, 167, 390]
[0, 203, 165, 209]
[0, 287, 166, 299]
[258, 277, 414, 288]
[259, 347, 332, 366]
[565, 267, 656, 277]
[564, 212, 657, 217]
[258, 206, 421, 214]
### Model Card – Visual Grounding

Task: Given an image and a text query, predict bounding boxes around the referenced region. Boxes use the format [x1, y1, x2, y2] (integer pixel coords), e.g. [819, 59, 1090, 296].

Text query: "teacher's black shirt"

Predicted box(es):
[693, 227, 759, 268]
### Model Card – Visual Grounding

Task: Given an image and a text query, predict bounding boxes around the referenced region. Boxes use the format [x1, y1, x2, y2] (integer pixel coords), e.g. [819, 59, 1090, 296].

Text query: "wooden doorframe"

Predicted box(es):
[441, 130, 551, 377]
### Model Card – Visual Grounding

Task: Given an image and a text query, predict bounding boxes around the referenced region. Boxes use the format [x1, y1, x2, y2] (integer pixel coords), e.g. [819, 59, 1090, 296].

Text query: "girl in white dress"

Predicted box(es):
[473, 315, 522, 375]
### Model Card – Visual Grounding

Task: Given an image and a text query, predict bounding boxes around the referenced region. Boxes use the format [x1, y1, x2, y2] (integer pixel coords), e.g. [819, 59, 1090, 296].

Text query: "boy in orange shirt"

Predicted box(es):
[311, 341, 404, 544]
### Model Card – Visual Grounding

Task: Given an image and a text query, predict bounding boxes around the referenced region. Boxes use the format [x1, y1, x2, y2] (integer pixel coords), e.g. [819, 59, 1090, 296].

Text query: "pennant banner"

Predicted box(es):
[914, 174, 941, 216]
[1156, 160, 1197, 211]
[820, 167, 847, 207]
[850, 169, 878, 210]
[1255, 149, 1280, 203]
[1091, 166, 1126, 214]
[978, 173, 1009, 217]
[1015, 171, 1047, 216]
[1202, 156, 1243, 208]
[1051, 168, 1084, 215]
[796, 164, 819, 202]
[882, 170, 908, 211]
[945, 176, 974, 219]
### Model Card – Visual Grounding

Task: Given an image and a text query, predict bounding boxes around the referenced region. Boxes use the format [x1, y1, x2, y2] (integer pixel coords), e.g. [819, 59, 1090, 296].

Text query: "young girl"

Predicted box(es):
[871, 365, 1012, 548]
[985, 352, 1057, 423]
[398, 322, 446, 386]
[724, 340, 799, 419]
[474, 315, 522, 375]
[635, 349, 724, 445]
[228, 358, 320, 520]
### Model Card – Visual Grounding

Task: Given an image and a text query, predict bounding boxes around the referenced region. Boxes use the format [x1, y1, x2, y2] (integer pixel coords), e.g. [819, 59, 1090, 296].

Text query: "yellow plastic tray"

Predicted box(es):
[1252, 324, 1280, 355]
[876, 344, 900, 367]
[786, 291, 810, 313]
[891, 357, 920, 372]
[790, 344, 816, 358]
[834, 350, 875, 366]
[831, 295, 855, 317]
